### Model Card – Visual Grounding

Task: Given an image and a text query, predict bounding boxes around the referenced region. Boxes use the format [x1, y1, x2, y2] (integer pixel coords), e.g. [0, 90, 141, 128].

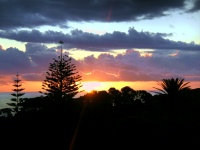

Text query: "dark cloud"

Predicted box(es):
[25, 43, 58, 72]
[0, 28, 199, 51]
[187, 0, 200, 12]
[25, 43, 49, 54]
[0, 0, 195, 30]
[0, 43, 58, 76]
[0, 30, 66, 44]
[0, 48, 32, 74]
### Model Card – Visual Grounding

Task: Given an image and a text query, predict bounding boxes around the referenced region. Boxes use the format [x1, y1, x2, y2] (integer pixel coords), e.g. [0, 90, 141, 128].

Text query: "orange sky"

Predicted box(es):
[0, 0, 200, 96]
[1, 81, 199, 93]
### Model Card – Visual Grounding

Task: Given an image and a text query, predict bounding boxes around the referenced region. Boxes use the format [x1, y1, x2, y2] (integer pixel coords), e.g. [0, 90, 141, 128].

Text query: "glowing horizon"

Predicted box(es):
[0, 0, 199, 95]
[1, 81, 199, 94]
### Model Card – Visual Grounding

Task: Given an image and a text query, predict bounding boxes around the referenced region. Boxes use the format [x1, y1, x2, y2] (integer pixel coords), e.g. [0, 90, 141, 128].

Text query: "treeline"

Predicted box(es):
[0, 85, 199, 149]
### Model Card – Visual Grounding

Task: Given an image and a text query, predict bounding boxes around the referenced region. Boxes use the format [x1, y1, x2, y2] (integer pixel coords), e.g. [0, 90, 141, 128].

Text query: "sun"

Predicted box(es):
[81, 82, 103, 93]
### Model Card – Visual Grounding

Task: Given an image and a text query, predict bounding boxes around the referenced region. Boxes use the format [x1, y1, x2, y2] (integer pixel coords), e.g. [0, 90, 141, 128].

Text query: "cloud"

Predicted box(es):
[118, 70, 153, 81]
[0, 47, 32, 74]
[1, 43, 199, 85]
[0, 76, 13, 86]
[79, 49, 200, 82]
[0, 43, 58, 75]
[81, 70, 119, 82]
[25, 43, 49, 54]
[21, 73, 46, 81]
[0, 0, 197, 30]
[187, 0, 200, 12]
[0, 28, 199, 51]
[0, 30, 66, 43]
[25, 43, 58, 72]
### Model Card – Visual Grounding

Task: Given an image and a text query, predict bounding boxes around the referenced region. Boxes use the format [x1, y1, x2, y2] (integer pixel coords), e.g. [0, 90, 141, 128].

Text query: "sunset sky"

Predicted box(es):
[0, 0, 200, 93]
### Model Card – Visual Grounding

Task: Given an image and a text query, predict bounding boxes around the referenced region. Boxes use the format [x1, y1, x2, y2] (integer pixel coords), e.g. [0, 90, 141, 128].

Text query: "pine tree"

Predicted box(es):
[7, 73, 25, 114]
[40, 41, 82, 102]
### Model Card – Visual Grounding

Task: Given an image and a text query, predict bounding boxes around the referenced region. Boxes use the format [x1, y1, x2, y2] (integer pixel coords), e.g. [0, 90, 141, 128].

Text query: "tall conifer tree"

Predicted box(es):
[7, 73, 25, 114]
[40, 41, 82, 102]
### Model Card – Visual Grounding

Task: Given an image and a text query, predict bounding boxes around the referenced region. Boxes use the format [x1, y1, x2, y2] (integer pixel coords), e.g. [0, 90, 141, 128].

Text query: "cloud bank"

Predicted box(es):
[0, 43, 199, 84]
[0, 28, 199, 51]
[0, 0, 199, 30]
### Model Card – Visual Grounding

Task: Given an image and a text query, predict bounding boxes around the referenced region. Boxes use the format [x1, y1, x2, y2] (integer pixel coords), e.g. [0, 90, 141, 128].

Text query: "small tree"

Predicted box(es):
[40, 41, 82, 103]
[7, 73, 25, 114]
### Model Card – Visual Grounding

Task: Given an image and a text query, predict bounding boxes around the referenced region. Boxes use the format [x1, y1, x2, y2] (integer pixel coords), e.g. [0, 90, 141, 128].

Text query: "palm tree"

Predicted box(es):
[153, 77, 190, 97]
[154, 78, 191, 120]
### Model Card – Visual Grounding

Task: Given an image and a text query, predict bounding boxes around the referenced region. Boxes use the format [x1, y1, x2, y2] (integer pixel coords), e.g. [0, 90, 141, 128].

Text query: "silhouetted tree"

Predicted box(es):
[20, 96, 49, 112]
[87, 90, 112, 109]
[7, 73, 25, 114]
[134, 90, 152, 103]
[121, 86, 136, 105]
[153, 78, 191, 123]
[153, 77, 190, 97]
[83, 90, 112, 111]
[0, 108, 13, 117]
[40, 41, 82, 103]
[108, 87, 122, 106]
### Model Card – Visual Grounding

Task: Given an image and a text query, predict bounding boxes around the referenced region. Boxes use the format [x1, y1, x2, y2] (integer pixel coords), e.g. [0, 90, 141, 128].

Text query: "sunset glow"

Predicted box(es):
[0, 0, 199, 95]
[1, 80, 200, 96]
[0, 81, 43, 92]
[81, 82, 102, 93]
[0, 1, 199, 149]
[81, 81, 200, 93]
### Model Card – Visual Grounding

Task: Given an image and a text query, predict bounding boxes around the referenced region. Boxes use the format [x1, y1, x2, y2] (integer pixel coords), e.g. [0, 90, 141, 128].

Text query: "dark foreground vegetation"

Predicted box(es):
[0, 87, 199, 150]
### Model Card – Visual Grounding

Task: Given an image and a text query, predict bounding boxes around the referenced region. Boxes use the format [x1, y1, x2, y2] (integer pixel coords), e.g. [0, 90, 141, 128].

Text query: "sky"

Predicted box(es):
[0, 0, 200, 93]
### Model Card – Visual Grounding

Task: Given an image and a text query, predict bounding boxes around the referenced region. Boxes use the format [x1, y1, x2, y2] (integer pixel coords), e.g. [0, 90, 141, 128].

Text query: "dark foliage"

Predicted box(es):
[0, 85, 199, 149]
